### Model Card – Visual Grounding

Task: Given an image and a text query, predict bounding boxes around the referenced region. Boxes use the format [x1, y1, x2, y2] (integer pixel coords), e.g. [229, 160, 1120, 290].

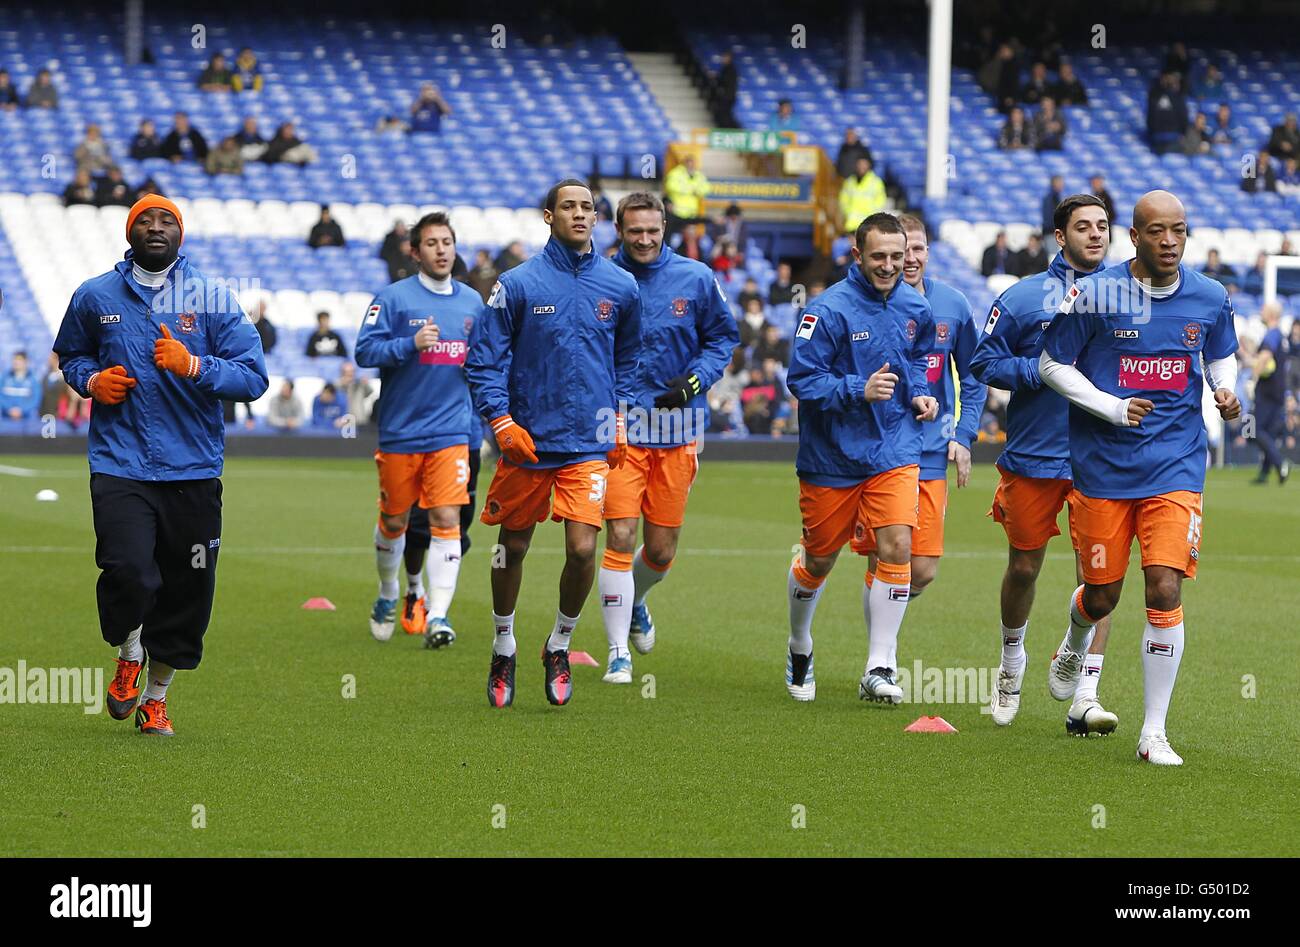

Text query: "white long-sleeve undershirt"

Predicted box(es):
[1039, 350, 1133, 426]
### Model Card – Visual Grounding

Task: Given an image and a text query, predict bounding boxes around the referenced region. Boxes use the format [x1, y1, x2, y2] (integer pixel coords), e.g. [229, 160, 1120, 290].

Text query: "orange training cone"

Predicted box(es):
[569, 651, 600, 667]
[904, 715, 958, 733]
[301, 597, 337, 610]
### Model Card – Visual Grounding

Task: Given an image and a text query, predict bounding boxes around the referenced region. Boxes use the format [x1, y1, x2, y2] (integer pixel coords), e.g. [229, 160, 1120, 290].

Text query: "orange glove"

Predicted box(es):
[87, 365, 137, 406]
[154, 324, 201, 379]
[490, 414, 538, 465]
[606, 413, 628, 469]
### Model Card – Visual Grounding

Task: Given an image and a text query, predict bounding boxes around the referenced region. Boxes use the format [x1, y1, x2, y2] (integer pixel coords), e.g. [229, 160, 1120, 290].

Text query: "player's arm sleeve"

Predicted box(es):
[52, 288, 99, 398]
[1205, 354, 1238, 393]
[353, 296, 412, 368]
[613, 285, 642, 408]
[1204, 294, 1240, 363]
[1038, 350, 1131, 426]
[689, 277, 741, 390]
[465, 281, 515, 420]
[785, 307, 866, 410]
[969, 300, 1042, 390]
[907, 303, 935, 398]
[952, 309, 988, 447]
[194, 293, 270, 401]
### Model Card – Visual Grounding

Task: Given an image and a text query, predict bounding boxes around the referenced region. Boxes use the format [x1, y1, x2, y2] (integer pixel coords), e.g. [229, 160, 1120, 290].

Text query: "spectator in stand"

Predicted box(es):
[768, 98, 799, 136]
[708, 347, 749, 432]
[267, 380, 304, 431]
[162, 112, 209, 162]
[1012, 232, 1049, 276]
[409, 82, 451, 133]
[1288, 321, 1300, 395]
[62, 169, 96, 206]
[197, 53, 234, 92]
[664, 153, 709, 225]
[205, 136, 244, 175]
[337, 362, 374, 425]
[1090, 173, 1117, 223]
[307, 205, 345, 248]
[1267, 113, 1300, 161]
[1021, 61, 1051, 105]
[261, 121, 316, 165]
[0, 69, 21, 110]
[741, 361, 778, 434]
[39, 352, 65, 419]
[234, 115, 267, 160]
[1180, 112, 1213, 155]
[1147, 70, 1189, 154]
[738, 296, 770, 347]
[710, 50, 738, 125]
[1242, 252, 1269, 295]
[999, 106, 1035, 150]
[839, 156, 886, 233]
[1279, 237, 1296, 256]
[305, 311, 347, 357]
[714, 203, 749, 258]
[129, 118, 163, 159]
[1200, 249, 1238, 291]
[25, 69, 58, 109]
[737, 277, 763, 312]
[590, 180, 614, 222]
[981, 231, 1013, 277]
[1051, 61, 1088, 106]
[248, 299, 277, 354]
[673, 222, 708, 262]
[493, 240, 527, 273]
[74, 124, 113, 175]
[711, 238, 741, 280]
[979, 43, 1020, 114]
[1189, 62, 1224, 100]
[93, 166, 135, 207]
[0, 351, 41, 420]
[1042, 174, 1065, 234]
[1032, 97, 1066, 151]
[769, 262, 796, 305]
[835, 127, 874, 179]
[379, 219, 413, 283]
[1210, 103, 1236, 145]
[134, 177, 162, 198]
[231, 48, 264, 92]
[752, 324, 791, 367]
[1163, 41, 1190, 77]
[311, 383, 346, 429]
[1278, 157, 1300, 199]
[467, 249, 499, 302]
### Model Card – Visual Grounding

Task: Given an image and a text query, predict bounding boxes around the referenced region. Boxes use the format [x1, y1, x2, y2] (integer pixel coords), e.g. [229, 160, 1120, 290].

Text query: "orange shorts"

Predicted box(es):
[481, 459, 610, 531]
[851, 477, 947, 558]
[603, 443, 699, 527]
[1069, 490, 1202, 585]
[375, 445, 470, 516]
[989, 465, 1075, 551]
[798, 465, 920, 558]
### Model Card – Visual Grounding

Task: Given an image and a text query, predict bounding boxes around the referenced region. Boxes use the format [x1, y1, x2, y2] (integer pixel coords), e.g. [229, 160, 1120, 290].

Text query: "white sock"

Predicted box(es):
[119, 624, 143, 663]
[787, 565, 823, 656]
[546, 610, 580, 653]
[599, 562, 634, 659]
[1075, 652, 1104, 703]
[1141, 611, 1184, 736]
[1066, 584, 1096, 654]
[374, 524, 406, 600]
[142, 659, 175, 702]
[866, 564, 911, 672]
[491, 612, 516, 657]
[1001, 622, 1027, 670]
[425, 535, 462, 619]
[632, 545, 670, 606]
[406, 571, 424, 599]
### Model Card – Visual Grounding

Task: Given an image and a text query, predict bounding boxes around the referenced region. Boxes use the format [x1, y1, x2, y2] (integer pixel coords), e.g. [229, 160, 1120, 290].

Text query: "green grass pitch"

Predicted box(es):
[1, 453, 1297, 856]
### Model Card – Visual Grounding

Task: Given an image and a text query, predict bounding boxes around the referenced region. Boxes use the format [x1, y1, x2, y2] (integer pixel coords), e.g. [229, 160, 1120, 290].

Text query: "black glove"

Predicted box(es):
[654, 373, 702, 409]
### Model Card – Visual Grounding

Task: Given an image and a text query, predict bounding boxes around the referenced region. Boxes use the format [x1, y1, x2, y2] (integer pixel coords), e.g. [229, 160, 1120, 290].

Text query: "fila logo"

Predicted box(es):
[1114, 329, 1140, 339]
[851, 330, 871, 342]
[888, 587, 910, 602]
[602, 594, 622, 607]
[1146, 641, 1174, 657]
[1085, 665, 1101, 676]
[983, 306, 1001, 335]
[99, 313, 121, 324]
[796, 313, 819, 340]
[1039, 321, 1052, 331]
[364, 304, 381, 325]
[793, 589, 815, 601]
[532, 305, 556, 314]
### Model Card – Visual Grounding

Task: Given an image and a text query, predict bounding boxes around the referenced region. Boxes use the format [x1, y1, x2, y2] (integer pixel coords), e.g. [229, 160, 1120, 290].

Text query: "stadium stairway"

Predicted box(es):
[625, 53, 747, 177]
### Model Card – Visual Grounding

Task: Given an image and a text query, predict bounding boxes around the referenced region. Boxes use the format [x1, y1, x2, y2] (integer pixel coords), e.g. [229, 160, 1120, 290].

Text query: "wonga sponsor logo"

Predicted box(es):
[419, 338, 468, 365]
[1118, 355, 1190, 391]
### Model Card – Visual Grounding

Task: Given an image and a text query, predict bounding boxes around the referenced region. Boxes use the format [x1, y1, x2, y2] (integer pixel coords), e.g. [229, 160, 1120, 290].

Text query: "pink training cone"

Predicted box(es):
[569, 651, 600, 667]
[904, 715, 958, 733]
[301, 597, 337, 611]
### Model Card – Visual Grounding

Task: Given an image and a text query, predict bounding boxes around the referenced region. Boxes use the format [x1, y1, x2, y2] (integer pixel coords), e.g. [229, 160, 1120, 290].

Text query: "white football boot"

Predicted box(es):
[990, 659, 1025, 726]
[1137, 731, 1184, 766]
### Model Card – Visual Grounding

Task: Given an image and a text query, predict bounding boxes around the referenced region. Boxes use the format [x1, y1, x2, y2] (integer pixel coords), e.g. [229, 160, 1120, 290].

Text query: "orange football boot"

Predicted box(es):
[106, 656, 144, 720]
[401, 591, 427, 635]
[135, 697, 174, 736]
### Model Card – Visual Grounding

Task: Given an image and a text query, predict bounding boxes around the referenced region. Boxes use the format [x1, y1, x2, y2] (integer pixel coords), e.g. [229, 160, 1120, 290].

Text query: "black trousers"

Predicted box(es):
[1255, 397, 1286, 475]
[403, 446, 481, 574]
[90, 474, 222, 670]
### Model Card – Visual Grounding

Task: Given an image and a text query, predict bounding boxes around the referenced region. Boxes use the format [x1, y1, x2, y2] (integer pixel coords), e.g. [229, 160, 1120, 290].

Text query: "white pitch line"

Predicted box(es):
[0, 465, 38, 477]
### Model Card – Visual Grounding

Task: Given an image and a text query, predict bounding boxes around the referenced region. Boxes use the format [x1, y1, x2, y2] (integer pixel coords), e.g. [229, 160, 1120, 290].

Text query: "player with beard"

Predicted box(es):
[53, 195, 268, 735]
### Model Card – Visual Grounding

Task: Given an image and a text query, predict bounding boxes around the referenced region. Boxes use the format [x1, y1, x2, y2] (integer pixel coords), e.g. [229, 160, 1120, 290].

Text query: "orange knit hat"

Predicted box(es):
[125, 195, 184, 243]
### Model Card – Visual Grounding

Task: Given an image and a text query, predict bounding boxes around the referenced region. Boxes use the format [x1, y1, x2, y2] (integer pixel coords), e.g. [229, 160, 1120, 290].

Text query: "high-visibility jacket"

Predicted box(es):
[839, 171, 886, 232]
[664, 164, 710, 218]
